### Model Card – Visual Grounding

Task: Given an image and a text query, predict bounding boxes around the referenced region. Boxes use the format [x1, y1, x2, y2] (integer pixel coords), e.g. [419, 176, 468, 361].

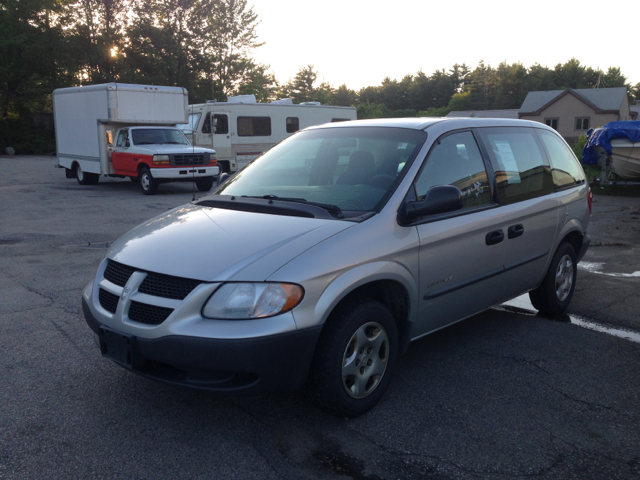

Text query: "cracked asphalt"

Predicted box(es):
[1, 156, 639, 480]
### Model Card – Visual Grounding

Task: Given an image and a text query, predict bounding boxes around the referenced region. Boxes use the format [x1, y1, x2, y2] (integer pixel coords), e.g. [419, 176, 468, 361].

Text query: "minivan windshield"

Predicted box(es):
[131, 128, 189, 145]
[216, 127, 427, 214]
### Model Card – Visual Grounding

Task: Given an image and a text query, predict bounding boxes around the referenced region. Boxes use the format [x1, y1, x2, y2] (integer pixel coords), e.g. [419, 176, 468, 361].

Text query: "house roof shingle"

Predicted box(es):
[519, 87, 627, 114]
[445, 109, 520, 119]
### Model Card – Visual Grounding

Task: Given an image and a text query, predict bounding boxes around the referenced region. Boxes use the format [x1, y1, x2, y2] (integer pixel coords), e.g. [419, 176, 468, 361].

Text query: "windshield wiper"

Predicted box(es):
[162, 141, 182, 144]
[241, 195, 344, 218]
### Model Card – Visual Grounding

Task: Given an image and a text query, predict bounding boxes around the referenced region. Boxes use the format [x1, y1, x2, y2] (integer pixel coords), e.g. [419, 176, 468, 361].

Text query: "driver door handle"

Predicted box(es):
[485, 229, 504, 246]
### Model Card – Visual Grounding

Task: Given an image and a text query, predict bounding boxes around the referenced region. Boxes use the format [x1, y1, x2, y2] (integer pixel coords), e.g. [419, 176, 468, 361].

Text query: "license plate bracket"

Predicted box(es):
[99, 327, 141, 369]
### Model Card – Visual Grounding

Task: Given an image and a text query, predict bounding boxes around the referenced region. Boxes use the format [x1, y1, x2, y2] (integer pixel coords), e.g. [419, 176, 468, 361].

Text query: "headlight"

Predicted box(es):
[202, 282, 304, 319]
[153, 154, 170, 165]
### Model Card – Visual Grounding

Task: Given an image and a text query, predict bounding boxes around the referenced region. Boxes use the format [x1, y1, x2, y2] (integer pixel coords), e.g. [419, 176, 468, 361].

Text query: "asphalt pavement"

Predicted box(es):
[1, 156, 639, 479]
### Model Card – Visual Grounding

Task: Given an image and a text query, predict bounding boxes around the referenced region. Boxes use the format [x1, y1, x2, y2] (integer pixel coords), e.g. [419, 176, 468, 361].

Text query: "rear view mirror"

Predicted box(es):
[398, 185, 463, 224]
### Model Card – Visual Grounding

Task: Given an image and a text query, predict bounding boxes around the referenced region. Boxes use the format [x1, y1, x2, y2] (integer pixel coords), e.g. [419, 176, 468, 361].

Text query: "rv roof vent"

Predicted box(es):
[271, 98, 294, 105]
[299, 101, 322, 106]
[226, 94, 257, 104]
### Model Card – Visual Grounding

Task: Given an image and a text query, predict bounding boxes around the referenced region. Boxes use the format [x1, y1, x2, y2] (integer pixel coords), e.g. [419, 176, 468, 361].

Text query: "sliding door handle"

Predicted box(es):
[508, 224, 524, 239]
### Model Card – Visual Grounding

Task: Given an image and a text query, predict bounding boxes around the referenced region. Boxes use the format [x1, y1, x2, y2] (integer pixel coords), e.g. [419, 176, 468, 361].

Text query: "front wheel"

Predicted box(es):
[529, 242, 577, 315]
[308, 299, 398, 417]
[139, 167, 158, 195]
[195, 176, 214, 192]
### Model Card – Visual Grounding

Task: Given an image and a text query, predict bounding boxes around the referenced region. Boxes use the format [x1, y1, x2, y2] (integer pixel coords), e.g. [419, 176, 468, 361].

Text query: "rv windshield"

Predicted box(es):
[216, 126, 427, 215]
[131, 129, 189, 145]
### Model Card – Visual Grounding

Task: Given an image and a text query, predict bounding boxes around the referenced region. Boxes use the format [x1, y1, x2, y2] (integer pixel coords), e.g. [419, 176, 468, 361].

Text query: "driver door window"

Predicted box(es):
[116, 130, 129, 148]
[414, 131, 491, 210]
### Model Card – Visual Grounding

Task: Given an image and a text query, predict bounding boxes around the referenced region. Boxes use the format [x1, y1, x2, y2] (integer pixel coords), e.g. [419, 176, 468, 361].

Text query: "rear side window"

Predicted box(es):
[237, 116, 271, 136]
[414, 131, 492, 210]
[537, 130, 585, 189]
[476, 127, 554, 205]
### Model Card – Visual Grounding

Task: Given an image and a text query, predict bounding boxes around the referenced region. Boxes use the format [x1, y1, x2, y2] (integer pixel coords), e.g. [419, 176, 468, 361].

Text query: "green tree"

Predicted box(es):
[332, 84, 356, 106]
[286, 65, 318, 103]
[492, 61, 528, 109]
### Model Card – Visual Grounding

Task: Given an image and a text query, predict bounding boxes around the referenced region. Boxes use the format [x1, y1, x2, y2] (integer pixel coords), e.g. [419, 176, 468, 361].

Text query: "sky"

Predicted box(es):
[248, 0, 639, 91]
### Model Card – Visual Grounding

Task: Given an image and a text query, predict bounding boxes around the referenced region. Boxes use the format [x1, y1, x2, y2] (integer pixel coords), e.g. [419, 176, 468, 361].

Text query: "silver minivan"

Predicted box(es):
[82, 118, 591, 417]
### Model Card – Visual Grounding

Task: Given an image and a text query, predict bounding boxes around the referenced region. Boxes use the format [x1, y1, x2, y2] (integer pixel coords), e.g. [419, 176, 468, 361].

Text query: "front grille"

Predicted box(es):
[139, 272, 202, 300]
[99, 288, 119, 314]
[171, 154, 209, 166]
[104, 260, 135, 287]
[128, 301, 174, 325]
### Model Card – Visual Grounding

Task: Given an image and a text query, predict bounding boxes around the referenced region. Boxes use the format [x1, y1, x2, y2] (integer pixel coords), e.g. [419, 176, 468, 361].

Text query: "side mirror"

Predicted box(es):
[217, 172, 230, 187]
[399, 185, 463, 224]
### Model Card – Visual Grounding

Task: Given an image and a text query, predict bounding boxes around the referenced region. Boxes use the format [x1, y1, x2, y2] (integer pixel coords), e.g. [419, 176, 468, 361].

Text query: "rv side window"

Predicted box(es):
[214, 114, 229, 134]
[237, 116, 271, 136]
[286, 117, 299, 133]
[202, 113, 212, 133]
[116, 129, 129, 148]
[332, 118, 350, 123]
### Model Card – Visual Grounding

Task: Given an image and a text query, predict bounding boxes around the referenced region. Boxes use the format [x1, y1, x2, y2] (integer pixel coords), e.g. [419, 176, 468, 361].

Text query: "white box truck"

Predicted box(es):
[53, 83, 219, 195]
[180, 95, 357, 174]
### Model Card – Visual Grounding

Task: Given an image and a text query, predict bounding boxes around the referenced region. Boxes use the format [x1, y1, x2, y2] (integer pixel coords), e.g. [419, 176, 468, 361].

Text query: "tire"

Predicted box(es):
[308, 299, 398, 417]
[139, 167, 158, 195]
[195, 176, 214, 192]
[529, 242, 577, 316]
[76, 163, 99, 185]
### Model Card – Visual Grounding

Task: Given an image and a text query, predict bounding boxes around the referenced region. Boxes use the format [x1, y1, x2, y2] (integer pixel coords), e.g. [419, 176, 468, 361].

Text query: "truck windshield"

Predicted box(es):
[131, 129, 189, 145]
[216, 126, 427, 215]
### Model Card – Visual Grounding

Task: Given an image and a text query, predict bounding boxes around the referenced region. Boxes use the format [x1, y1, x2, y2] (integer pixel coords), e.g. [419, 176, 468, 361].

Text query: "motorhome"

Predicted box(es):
[53, 83, 219, 195]
[181, 95, 357, 173]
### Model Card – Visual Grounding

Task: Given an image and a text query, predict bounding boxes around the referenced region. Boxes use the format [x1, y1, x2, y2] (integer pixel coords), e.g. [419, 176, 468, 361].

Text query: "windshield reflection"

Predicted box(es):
[216, 127, 427, 215]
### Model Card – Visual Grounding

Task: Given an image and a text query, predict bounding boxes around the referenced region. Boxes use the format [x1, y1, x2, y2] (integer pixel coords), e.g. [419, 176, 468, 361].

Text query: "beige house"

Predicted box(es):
[518, 87, 631, 143]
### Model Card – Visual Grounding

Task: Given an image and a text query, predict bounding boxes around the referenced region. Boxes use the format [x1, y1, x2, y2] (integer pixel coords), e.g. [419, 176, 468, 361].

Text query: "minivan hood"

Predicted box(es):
[108, 204, 353, 282]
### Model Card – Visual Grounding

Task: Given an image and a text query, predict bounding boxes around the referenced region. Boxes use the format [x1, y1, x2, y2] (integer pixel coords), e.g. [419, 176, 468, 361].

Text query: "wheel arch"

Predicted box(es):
[555, 219, 585, 257]
[311, 262, 417, 354]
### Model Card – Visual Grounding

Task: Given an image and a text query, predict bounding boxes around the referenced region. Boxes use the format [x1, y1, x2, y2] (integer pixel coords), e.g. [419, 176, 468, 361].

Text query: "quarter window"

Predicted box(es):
[286, 117, 299, 133]
[414, 131, 492, 210]
[537, 130, 585, 189]
[476, 127, 554, 205]
[575, 117, 590, 130]
[237, 116, 271, 136]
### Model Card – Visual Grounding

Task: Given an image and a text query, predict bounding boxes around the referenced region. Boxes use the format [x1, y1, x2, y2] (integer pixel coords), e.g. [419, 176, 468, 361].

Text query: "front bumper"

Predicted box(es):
[82, 295, 321, 394]
[150, 166, 219, 179]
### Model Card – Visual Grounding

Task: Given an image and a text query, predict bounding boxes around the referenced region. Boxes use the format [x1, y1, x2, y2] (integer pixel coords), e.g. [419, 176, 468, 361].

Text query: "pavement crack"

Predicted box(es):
[476, 351, 550, 375]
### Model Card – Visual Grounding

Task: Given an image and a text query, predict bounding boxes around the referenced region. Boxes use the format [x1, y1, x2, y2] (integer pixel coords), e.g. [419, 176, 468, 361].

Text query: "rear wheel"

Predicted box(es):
[195, 176, 215, 192]
[76, 163, 99, 185]
[139, 167, 158, 195]
[309, 299, 398, 417]
[529, 242, 577, 315]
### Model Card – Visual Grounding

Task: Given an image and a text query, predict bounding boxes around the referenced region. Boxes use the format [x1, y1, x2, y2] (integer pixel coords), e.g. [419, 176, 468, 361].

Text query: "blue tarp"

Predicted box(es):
[582, 121, 640, 165]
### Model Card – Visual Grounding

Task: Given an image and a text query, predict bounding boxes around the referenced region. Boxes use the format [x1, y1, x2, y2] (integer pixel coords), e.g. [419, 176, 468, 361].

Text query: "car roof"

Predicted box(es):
[307, 117, 546, 132]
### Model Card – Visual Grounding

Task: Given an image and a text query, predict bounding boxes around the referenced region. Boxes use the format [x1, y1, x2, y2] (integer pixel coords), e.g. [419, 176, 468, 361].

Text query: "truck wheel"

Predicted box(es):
[195, 177, 214, 192]
[529, 242, 577, 316]
[308, 299, 398, 417]
[76, 164, 99, 185]
[139, 167, 158, 195]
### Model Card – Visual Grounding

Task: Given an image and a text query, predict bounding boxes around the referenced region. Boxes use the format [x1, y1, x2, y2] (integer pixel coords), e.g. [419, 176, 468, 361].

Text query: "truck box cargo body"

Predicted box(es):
[53, 83, 218, 194]
[182, 96, 357, 173]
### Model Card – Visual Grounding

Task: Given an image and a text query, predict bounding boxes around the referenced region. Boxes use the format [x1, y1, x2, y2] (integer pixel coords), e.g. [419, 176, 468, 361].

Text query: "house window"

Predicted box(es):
[545, 118, 558, 130]
[237, 116, 271, 136]
[286, 117, 299, 133]
[575, 117, 590, 131]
